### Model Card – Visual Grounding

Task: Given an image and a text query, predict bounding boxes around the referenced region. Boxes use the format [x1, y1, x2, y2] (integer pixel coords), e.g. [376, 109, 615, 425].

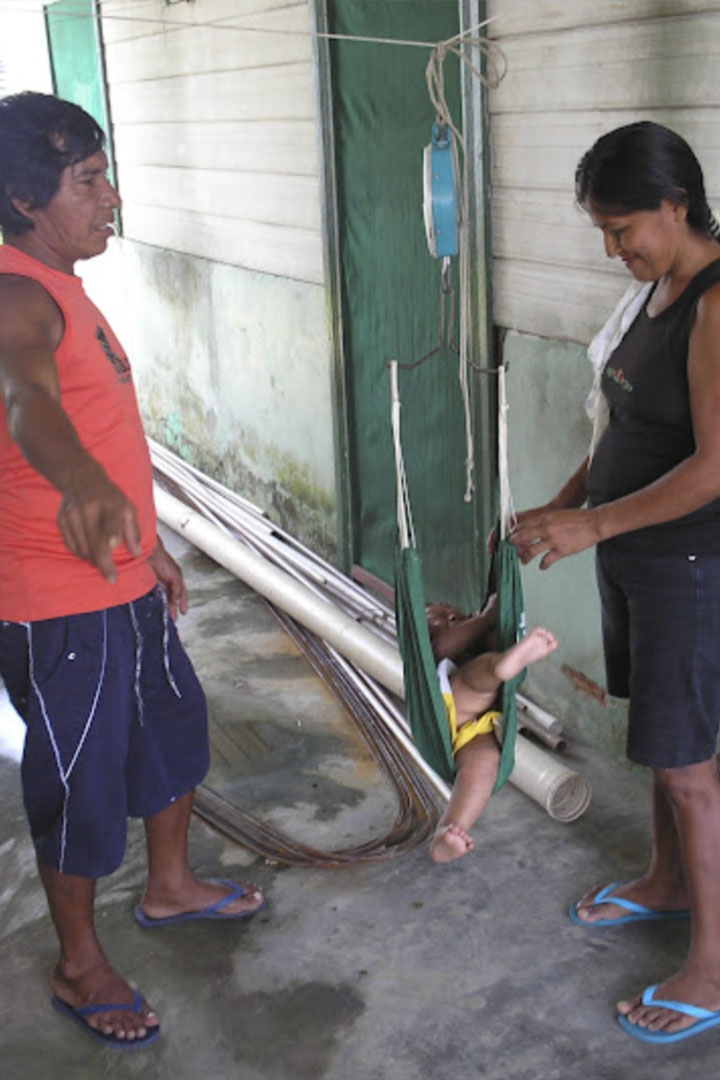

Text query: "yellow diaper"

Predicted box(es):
[437, 659, 501, 755]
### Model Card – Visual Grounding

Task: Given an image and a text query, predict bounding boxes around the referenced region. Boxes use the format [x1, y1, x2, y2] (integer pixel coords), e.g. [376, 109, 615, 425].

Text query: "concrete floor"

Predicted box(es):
[1, 528, 718, 1080]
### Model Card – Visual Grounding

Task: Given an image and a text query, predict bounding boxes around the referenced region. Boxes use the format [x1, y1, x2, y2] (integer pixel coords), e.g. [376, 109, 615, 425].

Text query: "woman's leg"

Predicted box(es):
[618, 756, 720, 1035]
[577, 550, 701, 923]
[573, 772, 688, 921]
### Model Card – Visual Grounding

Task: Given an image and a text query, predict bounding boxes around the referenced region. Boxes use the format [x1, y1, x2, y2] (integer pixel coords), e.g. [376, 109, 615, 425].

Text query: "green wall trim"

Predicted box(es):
[461, 0, 496, 590]
[312, 0, 354, 574]
[45, 0, 119, 209]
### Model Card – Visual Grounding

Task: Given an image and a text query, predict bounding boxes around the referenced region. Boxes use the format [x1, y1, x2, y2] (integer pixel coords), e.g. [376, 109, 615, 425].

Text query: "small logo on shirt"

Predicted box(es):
[96, 326, 131, 383]
[606, 366, 633, 393]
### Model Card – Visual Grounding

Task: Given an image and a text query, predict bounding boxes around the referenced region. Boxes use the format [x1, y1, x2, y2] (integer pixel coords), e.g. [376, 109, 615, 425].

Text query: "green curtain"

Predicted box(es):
[328, 0, 483, 609]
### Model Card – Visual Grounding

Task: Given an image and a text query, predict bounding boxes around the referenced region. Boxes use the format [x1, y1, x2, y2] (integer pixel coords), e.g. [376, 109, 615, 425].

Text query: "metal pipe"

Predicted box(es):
[517, 692, 564, 738]
[155, 486, 405, 697]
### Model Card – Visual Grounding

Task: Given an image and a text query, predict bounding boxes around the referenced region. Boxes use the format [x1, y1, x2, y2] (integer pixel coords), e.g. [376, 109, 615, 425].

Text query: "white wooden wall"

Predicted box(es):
[99, 0, 323, 284]
[486, 0, 720, 343]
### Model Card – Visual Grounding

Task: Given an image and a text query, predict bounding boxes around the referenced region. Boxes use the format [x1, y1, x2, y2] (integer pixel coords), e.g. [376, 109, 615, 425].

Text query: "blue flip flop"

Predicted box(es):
[51, 989, 161, 1049]
[569, 881, 690, 927]
[134, 878, 267, 928]
[618, 984, 720, 1043]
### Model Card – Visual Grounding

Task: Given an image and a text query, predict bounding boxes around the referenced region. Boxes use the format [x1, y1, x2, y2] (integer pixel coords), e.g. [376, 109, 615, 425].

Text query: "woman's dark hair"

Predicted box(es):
[0, 92, 105, 236]
[575, 120, 715, 238]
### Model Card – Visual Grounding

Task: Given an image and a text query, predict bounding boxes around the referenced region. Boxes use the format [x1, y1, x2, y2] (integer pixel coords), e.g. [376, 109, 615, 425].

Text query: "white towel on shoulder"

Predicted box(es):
[585, 280, 652, 457]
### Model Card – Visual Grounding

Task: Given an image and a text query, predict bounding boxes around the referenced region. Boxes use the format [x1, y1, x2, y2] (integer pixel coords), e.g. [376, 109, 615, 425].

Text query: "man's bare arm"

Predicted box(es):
[0, 275, 141, 581]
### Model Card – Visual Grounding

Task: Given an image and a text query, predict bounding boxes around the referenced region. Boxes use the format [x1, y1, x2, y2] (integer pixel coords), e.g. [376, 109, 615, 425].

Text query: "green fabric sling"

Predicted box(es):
[491, 535, 526, 792]
[395, 541, 456, 783]
[391, 361, 525, 793]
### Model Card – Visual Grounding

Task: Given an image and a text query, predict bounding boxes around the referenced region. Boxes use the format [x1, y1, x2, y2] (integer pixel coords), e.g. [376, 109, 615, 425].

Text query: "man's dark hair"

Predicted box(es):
[0, 92, 105, 236]
[575, 120, 712, 237]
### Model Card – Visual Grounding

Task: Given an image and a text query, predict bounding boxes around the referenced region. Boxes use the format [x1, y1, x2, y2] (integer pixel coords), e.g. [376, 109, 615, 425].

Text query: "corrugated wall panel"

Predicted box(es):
[99, 0, 322, 283]
[103, 4, 310, 80]
[490, 16, 720, 114]
[487, 1, 720, 342]
[100, 0, 294, 44]
[119, 205, 324, 285]
[108, 66, 314, 124]
[118, 165, 321, 232]
[111, 119, 318, 174]
[489, 0, 720, 37]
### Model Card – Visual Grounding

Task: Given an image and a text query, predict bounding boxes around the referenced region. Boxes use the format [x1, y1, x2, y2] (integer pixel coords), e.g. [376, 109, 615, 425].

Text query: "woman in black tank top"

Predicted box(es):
[512, 122, 720, 1044]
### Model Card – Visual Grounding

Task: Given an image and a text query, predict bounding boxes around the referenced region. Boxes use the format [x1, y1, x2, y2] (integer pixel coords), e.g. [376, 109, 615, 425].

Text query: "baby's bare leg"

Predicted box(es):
[430, 733, 500, 864]
[451, 627, 558, 725]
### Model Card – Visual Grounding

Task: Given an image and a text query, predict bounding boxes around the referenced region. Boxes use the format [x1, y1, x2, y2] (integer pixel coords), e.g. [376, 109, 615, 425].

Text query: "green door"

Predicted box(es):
[45, 0, 116, 186]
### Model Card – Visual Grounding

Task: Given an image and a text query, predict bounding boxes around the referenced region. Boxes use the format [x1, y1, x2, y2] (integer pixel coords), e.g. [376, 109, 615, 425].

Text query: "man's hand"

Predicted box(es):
[57, 462, 142, 583]
[510, 508, 602, 569]
[148, 538, 187, 620]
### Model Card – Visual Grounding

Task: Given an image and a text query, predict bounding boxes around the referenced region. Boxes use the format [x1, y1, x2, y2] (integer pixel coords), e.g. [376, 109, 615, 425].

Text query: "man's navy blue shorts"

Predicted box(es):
[0, 586, 209, 877]
[596, 545, 720, 769]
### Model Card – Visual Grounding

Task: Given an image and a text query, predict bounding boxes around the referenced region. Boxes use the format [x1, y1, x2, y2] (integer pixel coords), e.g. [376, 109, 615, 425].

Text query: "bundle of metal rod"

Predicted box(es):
[150, 440, 397, 642]
[150, 443, 592, 854]
[194, 609, 440, 867]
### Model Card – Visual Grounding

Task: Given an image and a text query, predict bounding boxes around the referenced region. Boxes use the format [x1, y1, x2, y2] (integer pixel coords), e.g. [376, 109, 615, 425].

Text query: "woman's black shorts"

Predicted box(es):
[596, 544, 720, 768]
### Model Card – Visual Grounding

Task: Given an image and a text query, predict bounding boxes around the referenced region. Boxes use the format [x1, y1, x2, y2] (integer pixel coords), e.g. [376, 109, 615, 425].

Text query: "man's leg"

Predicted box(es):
[573, 772, 688, 922]
[39, 859, 158, 1041]
[618, 757, 720, 1036]
[138, 790, 264, 919]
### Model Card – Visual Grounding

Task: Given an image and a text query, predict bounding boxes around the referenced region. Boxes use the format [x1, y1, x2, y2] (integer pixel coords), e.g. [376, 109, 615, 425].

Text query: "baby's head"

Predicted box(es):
[426, 602, 468, 637]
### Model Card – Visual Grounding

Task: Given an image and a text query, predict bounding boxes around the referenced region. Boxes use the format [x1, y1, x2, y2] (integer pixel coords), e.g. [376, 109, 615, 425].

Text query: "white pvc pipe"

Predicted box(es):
[509, 735, 592, 822]
[156, 485, 591, 821]
[155, 487, 405, 697]
[517, 692, 564, 738]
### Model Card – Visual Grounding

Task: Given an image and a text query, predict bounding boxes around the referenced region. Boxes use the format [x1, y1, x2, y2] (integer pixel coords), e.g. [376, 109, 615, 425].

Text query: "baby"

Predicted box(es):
[427, 597, 558, 863]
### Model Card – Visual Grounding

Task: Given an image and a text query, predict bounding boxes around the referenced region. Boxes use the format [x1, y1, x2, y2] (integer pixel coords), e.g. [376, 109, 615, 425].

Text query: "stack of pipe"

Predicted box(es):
[150, 441, 591, 824]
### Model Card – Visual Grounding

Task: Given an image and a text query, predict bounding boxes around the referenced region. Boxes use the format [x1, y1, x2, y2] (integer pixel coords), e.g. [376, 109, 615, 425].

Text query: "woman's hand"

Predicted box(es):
[510, 507, 602, 569]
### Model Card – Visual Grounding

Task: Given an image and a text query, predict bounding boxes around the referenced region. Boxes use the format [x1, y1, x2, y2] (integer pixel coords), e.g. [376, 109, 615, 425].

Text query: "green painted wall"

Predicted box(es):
[46, 0, 107, 131]
[503, 329, 630, 763]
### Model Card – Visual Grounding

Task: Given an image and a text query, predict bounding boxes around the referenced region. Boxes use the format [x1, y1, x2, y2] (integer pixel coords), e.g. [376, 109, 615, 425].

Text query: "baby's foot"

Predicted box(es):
[430, 823, 474, 864]
[494, 627, 558, 683]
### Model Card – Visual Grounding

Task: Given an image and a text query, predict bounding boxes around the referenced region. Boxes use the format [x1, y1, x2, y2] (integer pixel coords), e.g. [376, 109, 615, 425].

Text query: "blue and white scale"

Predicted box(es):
[422, 122, 459, 260]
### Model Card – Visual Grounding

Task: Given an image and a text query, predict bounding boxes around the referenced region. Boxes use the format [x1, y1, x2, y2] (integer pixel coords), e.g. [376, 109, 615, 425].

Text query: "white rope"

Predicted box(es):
[497, 365, 516, 539]
[11, 4, 501, 51]
[390, 360, 415, 552]
[424, 36, 507, 503]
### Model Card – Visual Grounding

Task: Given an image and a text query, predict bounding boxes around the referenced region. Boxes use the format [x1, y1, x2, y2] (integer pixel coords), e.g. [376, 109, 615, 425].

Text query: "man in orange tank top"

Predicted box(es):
[0, 93, 265, 1049]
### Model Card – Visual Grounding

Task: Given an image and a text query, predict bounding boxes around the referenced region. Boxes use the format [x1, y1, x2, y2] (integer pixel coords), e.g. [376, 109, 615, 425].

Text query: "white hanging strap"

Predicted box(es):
[498, 364, 516, 540]
[457, 197, 474, 503]
[390, 361, 416, 552]
[426, 46, 479, 505]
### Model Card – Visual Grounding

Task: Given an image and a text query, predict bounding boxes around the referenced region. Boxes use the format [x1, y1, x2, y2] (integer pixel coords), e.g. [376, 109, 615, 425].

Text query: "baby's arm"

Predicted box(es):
[428, 601, 496, 661]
